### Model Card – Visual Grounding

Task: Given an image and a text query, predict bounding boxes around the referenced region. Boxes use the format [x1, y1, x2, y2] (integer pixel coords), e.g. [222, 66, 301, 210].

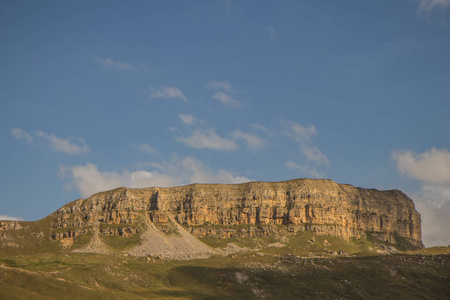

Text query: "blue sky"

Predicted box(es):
[1, 0, 449, 246]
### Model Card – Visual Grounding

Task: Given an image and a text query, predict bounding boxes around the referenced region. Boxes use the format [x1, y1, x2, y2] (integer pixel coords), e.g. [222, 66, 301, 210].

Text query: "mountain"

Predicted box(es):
[1, 178, 423, 258]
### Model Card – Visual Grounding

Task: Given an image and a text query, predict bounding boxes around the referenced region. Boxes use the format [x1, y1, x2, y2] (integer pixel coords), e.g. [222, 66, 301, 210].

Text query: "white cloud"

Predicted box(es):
[206, 81, 232, 91]
[284, 121, 328, 165]
[176, 156, 251, 185]
[149, 86, 187, 101]
[286, 160, 323, 178]
[0, 215, 24, 221]
[392, 147, 450, 246]
[288, 122, 316, 144]
[392, 148, 450, 185]
[35, 131, 90, 155]
[413, 185, 450, 247]
[12, 128, 90, 155]
[231, 130, 264, 150]
[179, 114, 205, 126]
[137, 144, 156, 154]
[418, 0, 450, 14]
[11, 128, 33, 144]
[95, 57, 137, 70]
[60, 163, 172, 198]
[251, 123, 273, 135]
[207, 81, 241, 107]
[177, 128, 238, 151]
[300, 145, 328, 165]
[179, 114, 195, 125]
[61, 157, 251, 198]
[213, 92, 241, 107]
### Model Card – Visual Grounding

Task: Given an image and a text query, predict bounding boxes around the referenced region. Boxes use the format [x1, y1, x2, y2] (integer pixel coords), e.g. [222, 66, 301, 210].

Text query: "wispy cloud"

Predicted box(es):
[286, 161, 323, 178]
[137, 144, 156, 155]
[206, 81, 232, 91]
[207, 80, 242, 107]
[95, 57, 137, 70]
[179, 114, 195, 125]
[35, 131, 90, 155]
[284, 121, 328, 165]
[213, 92, 241, 106]
[231, 130, 264, 150]
[149, 86, 187, 101]
[61, 157, 251, 198]
[11, 128, 33, 144]
[177, 128, 238, 151]
[392, 147, 450, 246]
[0, 214, 24, 221]
[12, 128, 90, 155]
[251, 123, 273, 135]
[179, 114, 206, 126]
[418, 0, 450, 14]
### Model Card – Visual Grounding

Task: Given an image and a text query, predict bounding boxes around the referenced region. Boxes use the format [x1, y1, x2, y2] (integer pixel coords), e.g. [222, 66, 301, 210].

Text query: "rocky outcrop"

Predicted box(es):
[48, 179, 423, 248]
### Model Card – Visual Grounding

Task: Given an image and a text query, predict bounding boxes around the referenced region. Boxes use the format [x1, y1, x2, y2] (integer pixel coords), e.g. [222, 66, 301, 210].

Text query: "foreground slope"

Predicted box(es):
[1, 247, 449, 299]
[2, 179, 447, 299]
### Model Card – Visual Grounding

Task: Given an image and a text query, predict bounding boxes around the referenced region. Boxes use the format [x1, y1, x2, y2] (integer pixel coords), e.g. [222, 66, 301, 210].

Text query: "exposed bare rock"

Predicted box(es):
[72, 229, 113, 255]
[0, 178, 424, 256]
[125, 215, 216, 260]
[267, 242, 286, 248]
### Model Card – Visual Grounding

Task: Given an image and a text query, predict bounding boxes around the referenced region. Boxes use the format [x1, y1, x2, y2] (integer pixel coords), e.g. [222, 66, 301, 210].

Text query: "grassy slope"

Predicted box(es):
[0, 250, 449, 299]
[1, 228, 449, 300]
[0, 217, 62, 257]
[1, 218, 446, 299]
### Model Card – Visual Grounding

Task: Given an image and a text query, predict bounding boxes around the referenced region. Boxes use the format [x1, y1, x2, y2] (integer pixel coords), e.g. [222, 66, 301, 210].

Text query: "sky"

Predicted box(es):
[1, 0, 449, 247]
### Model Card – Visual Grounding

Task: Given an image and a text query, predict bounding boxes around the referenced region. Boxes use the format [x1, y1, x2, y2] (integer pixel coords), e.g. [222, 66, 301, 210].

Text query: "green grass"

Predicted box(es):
[101, 233, 142, 251]
[200, 230, 381, 258]
[1, 217, 447, 298]
[1, 250, 449, 299]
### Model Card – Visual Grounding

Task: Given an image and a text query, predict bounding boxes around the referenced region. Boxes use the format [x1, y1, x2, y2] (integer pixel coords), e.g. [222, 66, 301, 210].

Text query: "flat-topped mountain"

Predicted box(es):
[0, 178, 423, 258]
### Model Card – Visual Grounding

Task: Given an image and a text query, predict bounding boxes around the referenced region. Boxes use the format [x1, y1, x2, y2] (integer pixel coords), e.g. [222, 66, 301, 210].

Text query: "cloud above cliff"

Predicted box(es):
[392, 148, 450, 184]
[136, 143, 157, 155]
[95, 57, 137, 70]
[205, 81, 232, 91]
[0, 215, 24, 221]
[207, 80, 241, 107]
[11, 128, 33, 144]
[412, 185, 450, 247]
[61, 157, 251, 198]
[35, 131, 90, 155]
[177, 128, 239, 151]
[418, 0, 450, 14]
[286, 161, 323, 178]
[176, 115, 264, 152]
[12, 128, 90, 155]
[179, 114, 206, 126]
[213, 92, 241, 106]
[148, 86, 187, 101]
[231, 130, 264, 150]
[284, 121, 328, 165]
[392, 147, 450, 246]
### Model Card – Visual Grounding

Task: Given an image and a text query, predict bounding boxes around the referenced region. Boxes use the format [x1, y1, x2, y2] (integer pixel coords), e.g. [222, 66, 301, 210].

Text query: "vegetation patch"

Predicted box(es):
[101, 233, 142, 251]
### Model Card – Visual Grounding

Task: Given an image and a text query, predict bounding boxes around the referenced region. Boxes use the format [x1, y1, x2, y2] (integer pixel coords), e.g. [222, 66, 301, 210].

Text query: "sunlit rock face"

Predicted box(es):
[49, 178, 423, 248]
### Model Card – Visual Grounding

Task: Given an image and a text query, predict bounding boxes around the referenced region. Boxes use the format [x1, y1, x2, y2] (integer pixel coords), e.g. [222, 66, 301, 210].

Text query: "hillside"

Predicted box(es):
[2, 179, 449, 298]
[1, 178, 423, 258]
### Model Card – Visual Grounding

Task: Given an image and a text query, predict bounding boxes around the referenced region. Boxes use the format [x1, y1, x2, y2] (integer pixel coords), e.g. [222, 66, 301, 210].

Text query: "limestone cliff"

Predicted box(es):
[49, 178, 423, 249]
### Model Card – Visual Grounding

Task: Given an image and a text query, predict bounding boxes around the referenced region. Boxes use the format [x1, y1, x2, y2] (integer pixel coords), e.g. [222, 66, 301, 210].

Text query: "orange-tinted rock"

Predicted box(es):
[47, 179, 423, 248]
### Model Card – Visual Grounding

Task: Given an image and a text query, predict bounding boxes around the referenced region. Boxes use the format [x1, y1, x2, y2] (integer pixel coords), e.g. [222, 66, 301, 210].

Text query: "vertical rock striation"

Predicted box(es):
[49, 179, 423, 248]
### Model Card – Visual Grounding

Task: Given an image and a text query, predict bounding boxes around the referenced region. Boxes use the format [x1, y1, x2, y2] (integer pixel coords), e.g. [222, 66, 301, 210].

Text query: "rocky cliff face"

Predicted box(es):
[49, 179, 423, 248]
